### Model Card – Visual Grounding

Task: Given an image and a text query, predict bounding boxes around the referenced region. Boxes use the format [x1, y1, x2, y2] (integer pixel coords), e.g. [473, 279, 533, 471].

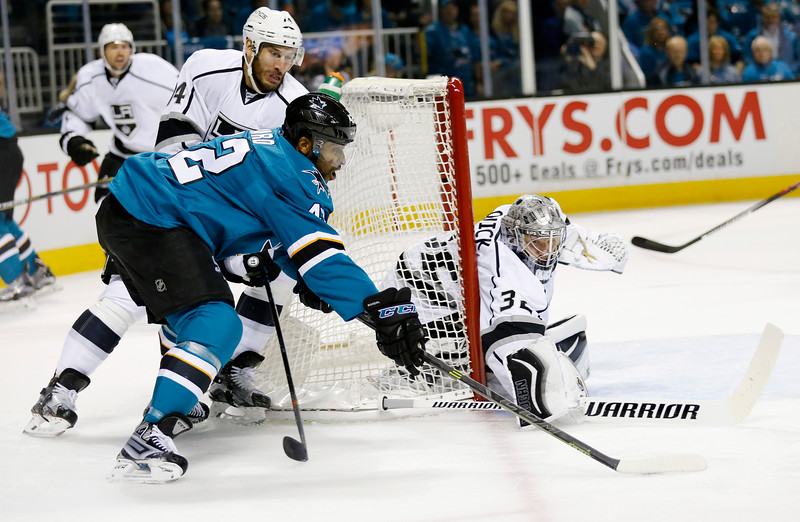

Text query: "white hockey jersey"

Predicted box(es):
[155, 49, 308, 154]
[60, 54, 178, 157]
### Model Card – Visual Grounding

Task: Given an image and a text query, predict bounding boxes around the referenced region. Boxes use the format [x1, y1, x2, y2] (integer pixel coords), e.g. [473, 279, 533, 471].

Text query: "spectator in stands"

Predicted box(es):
[424, 0, 481, 97]
[354, 0, 394, 29]
[491, 0, 522, 98]
[637, 15, 671, 82]
[686, 9, 743, 68]
[651, 35, 699, 86]
[384, 0, 417, 27]
[562, 0, 602, 39]
[743, 2, 800, 74]
[192, 0, 231, 38]
[534, 0, 569, 92]
[741, 35, 795, 82]
[706, 34, 742, 84]
[622, 0, 669, 49]
[302, 0, 361, 32]
[160, 0, 189, 48]
[560, 30, 611, 93]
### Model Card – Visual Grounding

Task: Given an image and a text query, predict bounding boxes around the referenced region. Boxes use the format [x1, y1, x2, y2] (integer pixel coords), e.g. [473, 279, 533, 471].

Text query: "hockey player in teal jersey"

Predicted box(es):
[98, 92, 426, 483]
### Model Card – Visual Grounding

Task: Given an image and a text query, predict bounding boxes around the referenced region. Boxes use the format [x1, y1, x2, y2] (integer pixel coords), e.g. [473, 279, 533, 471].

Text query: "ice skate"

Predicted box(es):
[209, 351, 271, 424]
[108, 413, 192, 484]
[0, 271, 34, 302]
[30, 257, 57, 292]
[24, 369, 90, 437]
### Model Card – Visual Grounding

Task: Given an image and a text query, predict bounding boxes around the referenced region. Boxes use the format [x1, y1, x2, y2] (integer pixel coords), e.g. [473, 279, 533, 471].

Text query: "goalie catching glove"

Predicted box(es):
[363, 287, 426, 376]
[66, 136, 99, 167]
[559, 223, 628, 274]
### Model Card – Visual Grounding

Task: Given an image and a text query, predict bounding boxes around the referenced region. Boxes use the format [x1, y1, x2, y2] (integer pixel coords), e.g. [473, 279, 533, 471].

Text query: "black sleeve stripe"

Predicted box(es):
[156, 116, 203, 148]
[290, 238, 345, 269]
[481, 319, 547, 357]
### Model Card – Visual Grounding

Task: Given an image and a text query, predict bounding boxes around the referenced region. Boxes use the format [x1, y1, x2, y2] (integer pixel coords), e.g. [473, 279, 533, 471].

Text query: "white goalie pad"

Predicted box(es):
[490, 336, 587, 424]
[559, 223, 628, 274]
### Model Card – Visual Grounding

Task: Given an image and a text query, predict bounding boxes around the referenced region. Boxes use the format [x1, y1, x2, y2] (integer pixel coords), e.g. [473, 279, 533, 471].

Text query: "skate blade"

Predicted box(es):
[23, 414, 70, 437]
[210, 402, 267, 426]
[108, 459, 185, 484]
[0, 296, 37, 313]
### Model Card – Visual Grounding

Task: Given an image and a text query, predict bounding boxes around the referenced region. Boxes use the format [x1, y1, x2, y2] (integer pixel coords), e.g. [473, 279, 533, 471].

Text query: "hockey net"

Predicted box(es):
[256, 77, 482, 411]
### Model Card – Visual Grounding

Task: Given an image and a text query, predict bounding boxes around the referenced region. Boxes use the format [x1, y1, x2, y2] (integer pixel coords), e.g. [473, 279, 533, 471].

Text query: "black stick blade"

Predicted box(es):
[631, 236, 685, 253]
[283, 436, 308, 462]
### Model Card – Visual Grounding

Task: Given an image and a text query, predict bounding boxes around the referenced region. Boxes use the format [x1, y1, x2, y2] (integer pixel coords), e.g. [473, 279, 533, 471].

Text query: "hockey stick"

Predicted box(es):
[358, 316, 705, 474]
[631, 180, 800, 253]
[263, 276, 308, 462]
[0, 180, 108, 211]
[382, 323, 784, 426]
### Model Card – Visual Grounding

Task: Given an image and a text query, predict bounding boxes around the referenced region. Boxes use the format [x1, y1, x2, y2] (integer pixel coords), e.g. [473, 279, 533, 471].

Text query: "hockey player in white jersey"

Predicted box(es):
[97, 93, 425, 482]
[23, 9, 310, 437]
[59, 23, 178, 201]
[154, 6, 313, 419]
[23, 24, 180, 437]
[388, 194, 628, 425]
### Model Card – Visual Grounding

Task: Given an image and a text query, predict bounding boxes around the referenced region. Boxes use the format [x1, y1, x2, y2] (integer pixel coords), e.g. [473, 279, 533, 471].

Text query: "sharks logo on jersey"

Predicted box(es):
[111, 104, 137, 137]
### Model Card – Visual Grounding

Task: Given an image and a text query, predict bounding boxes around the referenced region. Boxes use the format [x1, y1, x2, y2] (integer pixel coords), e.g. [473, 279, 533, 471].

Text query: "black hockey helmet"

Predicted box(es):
[282, 92, 356, 148]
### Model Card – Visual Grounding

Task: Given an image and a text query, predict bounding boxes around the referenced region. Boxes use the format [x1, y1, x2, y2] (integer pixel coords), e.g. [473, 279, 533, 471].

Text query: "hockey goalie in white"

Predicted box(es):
[386, 194, 628, 424]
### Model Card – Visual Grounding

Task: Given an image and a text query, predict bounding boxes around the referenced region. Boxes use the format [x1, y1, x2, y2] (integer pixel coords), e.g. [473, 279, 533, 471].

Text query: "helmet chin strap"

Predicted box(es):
[103, 53, 132, 76]
[245, 42, 267, 95]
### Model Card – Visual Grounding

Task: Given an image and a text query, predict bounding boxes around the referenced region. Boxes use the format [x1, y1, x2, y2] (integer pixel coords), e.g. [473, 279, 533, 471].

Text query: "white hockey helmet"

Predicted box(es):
[501, 194, 567, 282]
[98, 23, 135, 73]
[242, 7, 304, 93]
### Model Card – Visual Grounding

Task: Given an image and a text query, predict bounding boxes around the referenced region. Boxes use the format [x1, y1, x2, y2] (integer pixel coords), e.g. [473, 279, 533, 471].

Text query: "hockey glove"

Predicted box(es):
[66, 136, 99, 167]
[294, 277, 333, 313]
[241, 252, 282, 287]
[363, 287, 426, 376]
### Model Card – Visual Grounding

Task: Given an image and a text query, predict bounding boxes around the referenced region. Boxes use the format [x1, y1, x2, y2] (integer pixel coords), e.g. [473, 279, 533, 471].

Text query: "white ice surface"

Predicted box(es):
[1, 199, 798, 521]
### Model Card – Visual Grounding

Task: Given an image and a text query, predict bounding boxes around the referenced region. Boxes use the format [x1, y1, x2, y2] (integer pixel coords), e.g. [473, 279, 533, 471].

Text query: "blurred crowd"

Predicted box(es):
[4, 0, 800, 121]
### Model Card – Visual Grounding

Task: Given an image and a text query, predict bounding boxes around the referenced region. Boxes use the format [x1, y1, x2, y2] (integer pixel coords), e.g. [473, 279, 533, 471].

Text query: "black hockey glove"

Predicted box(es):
[294, 277, 333, 313]
[363, 287, 426, 376]
[66, 136, 99, 167]
[241, 252, 282, 287]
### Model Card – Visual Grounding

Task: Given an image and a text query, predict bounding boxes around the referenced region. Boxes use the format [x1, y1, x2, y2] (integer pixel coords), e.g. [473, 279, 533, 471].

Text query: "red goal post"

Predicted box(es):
[255, 76, 483, 411]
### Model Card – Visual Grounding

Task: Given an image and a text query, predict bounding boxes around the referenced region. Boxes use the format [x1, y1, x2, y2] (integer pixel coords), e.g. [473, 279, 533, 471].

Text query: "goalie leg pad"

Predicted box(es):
[546, 315, 589, 380]
[504, 337, 587, 426]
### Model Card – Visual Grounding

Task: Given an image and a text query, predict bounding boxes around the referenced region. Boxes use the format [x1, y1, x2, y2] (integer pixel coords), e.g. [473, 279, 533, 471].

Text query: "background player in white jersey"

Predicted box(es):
[387, 194, 628, 425]
[23, 9, 311, 437]
[23, 24, 180, 437]
[154, 6, 314, 418]
[97, 93, 426, 483]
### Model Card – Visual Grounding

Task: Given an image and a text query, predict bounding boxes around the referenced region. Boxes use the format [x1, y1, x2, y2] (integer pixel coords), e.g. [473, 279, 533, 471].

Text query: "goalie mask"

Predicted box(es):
[242, 7, 304, 94]
[501, 194, 567, 283]
[283, 92, 357, 170]
[98, 23, 135, 74]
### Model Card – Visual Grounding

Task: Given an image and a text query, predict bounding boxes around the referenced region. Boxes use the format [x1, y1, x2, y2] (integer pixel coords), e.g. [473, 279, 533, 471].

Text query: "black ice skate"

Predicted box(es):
[109, 413, 192, 483]
[208, 351, 271, 424]
[31, 257, 57, 291]
[23, 369, 90, 437]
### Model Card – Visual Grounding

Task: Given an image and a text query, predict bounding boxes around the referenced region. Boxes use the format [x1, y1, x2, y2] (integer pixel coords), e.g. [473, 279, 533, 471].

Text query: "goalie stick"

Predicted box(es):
[382, 323, 784, 426]
[0, 180, 109, 211]
[631, 180, 800, 253]
[358, 315, 706, 474]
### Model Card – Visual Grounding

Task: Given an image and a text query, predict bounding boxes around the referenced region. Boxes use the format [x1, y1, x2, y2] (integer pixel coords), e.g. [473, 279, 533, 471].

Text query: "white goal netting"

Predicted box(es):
[256, 77, 479, 411]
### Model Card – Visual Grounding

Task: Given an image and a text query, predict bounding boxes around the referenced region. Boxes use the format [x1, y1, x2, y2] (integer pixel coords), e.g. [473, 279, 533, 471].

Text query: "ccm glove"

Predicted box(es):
[241, 252, 282, 287]
[363, 287, 426, 376]
[66, 136, 99, 167]
[294, 278, 333, 313]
